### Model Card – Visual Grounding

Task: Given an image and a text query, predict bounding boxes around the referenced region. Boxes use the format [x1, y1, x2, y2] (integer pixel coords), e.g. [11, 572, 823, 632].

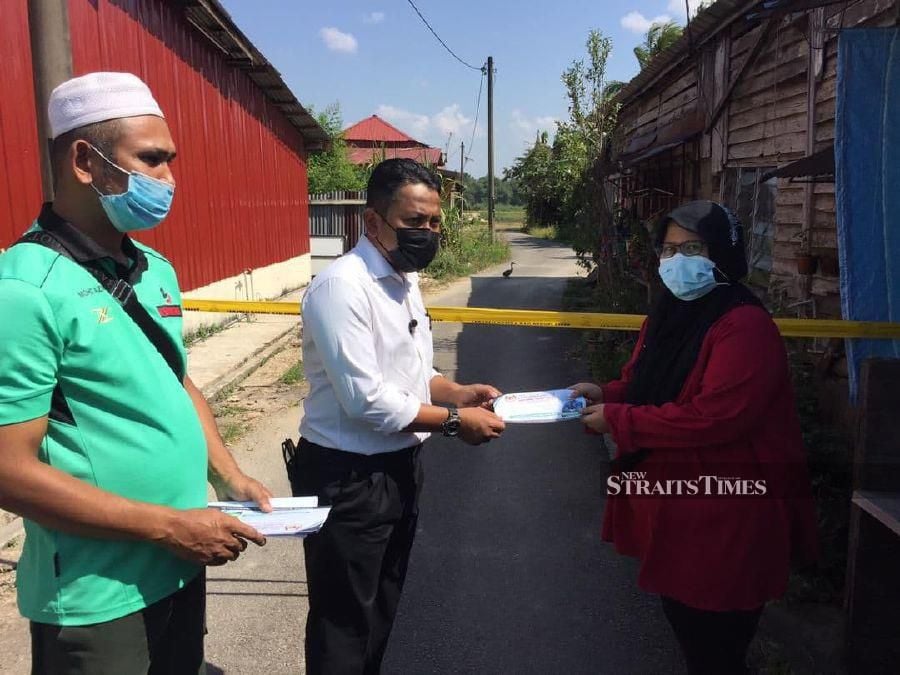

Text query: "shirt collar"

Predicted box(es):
[37, 202, 149, 283]
[355, 234, 406, 282]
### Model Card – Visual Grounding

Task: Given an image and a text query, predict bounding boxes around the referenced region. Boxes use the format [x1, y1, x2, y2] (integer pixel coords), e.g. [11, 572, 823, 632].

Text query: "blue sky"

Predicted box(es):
[219, 1, 703, 176]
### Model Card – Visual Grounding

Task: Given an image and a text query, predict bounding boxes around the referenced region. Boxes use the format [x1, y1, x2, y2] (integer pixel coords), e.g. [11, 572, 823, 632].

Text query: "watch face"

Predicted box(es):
[443, 414, 461, 436]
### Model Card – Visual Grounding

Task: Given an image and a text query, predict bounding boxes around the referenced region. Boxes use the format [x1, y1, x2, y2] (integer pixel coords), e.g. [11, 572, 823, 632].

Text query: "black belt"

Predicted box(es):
[298, 438, 421, 474]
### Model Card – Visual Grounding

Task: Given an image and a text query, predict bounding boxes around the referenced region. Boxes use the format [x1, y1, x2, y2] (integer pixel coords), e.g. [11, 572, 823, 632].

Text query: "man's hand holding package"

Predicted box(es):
[458, 406, 506, 445]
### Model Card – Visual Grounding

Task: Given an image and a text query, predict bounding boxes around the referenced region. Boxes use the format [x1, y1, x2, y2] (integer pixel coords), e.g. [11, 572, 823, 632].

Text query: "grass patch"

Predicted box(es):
[184, 321, 230, 348]
[280, 361, 305, 385]
[523, 221, 575, 245]
[492, 206, 525, 224]
[427, 223, 510, 281]
[524, 224, 558, 241]
[217, 403, 250, 417]
[218, 420, 245, 446]
[211, 381, 239, 404]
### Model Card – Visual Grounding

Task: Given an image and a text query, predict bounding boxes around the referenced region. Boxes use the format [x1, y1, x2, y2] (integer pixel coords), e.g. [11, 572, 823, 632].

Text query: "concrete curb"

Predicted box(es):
[199, 322, 300, 401]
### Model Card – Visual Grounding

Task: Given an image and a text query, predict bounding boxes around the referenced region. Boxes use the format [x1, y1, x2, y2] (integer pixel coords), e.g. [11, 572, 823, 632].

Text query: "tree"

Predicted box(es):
[634, 21, 683, 70]
[306, 103, 368, 194]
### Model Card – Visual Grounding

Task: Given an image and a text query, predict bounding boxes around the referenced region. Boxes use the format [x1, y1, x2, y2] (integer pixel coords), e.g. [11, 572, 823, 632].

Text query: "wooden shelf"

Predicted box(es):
[853, 490, 900, 537]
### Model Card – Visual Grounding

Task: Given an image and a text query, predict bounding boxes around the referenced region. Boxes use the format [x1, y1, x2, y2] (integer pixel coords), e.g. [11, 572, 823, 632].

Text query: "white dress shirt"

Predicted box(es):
[299, 235, 437, 454]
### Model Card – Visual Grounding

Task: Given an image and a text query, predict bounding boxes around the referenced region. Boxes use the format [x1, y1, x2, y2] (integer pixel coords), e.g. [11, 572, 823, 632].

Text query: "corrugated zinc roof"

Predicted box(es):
[348, 146, 444, 166]
[343, 115, 428, 144]
[614, 0, 764, 106]
[183, 0, 329, 149]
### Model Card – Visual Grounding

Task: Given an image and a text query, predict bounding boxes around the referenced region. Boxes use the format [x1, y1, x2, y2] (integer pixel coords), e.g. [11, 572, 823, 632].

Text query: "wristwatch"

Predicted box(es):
[441, 407, 461, 437]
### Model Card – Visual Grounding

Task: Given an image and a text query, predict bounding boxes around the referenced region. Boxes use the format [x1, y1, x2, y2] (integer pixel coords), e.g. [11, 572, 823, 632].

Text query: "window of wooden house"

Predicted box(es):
[721, 167, 777, 285]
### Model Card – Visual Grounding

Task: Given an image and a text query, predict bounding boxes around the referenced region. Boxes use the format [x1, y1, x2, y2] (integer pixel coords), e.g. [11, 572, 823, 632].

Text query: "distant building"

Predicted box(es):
[343, 115, 445, 167]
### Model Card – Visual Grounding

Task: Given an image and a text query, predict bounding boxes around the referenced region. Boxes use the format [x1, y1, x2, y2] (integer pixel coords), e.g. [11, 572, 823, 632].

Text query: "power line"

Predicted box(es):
[404, 0, 482, 71]
[465, 68, 485, 168]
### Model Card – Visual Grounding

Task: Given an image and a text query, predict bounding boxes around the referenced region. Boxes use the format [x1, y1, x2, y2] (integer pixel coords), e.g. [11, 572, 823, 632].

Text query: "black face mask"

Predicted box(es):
[377, 212, 440, 272]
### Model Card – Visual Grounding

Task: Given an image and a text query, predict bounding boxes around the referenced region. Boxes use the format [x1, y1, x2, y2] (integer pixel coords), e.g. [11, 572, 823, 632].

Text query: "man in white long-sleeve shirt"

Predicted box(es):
[296, 159, 506, 674]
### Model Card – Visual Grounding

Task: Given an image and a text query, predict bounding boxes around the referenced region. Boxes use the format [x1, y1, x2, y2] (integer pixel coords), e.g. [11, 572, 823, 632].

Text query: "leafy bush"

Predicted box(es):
[426, 205, 509, 281]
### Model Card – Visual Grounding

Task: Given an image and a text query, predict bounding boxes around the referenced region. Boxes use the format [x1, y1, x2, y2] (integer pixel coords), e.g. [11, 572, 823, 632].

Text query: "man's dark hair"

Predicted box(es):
[50, 119, 123, 180]
[365, 158, 441, 214]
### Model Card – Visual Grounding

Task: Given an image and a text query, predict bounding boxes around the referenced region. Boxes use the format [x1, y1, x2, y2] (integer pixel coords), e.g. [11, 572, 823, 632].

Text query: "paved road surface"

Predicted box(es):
[382, 232, 684, 674]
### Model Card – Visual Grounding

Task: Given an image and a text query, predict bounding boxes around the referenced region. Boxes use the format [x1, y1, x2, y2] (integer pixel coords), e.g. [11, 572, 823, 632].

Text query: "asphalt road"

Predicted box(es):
[381, 231, 684, 674]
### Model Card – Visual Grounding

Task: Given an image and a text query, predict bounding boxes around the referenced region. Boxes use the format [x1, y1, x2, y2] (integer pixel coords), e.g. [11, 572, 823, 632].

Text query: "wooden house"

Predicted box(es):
[612, 0, 898, 319]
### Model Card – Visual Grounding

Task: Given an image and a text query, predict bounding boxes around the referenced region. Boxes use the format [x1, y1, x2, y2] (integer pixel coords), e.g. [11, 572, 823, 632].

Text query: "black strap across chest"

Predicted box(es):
[15, 230, 185, 382]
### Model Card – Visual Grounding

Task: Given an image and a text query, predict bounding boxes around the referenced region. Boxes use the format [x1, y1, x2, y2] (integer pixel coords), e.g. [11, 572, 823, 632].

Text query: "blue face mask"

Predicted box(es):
[89, 146, 174, 232]
[658, 253, 720, 301]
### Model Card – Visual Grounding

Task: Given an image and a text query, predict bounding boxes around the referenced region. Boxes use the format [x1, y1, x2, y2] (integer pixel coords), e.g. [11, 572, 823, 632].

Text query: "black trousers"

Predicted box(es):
[30, 572, 206, 675]
[291, 438, 423, 675]
[661, 596, 763, 675]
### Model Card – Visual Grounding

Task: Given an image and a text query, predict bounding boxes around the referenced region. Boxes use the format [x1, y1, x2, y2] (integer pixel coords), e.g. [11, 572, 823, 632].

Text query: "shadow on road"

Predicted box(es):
[384, 273, 684, 674]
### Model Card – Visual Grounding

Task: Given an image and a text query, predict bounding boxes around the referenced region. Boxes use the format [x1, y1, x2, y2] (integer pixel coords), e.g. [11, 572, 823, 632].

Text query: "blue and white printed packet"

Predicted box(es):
[493, 389, 587, 424]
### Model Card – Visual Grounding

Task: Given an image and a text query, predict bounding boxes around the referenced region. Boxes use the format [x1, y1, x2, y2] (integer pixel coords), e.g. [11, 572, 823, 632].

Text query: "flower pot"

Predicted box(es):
[796, 254, 818, 276]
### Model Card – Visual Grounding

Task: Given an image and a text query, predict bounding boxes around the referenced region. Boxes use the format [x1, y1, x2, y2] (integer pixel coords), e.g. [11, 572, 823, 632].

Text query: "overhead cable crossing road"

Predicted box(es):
[181, 300, 900, 340]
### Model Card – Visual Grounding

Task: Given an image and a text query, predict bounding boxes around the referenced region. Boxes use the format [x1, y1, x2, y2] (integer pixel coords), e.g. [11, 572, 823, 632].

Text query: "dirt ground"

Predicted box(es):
[209, 335, 307, 446]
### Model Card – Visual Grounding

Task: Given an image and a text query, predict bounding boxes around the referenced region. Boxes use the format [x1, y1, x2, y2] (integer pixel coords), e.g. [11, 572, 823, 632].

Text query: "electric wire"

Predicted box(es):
[465, 68, 485, 168]
[404, 0, 482, 71]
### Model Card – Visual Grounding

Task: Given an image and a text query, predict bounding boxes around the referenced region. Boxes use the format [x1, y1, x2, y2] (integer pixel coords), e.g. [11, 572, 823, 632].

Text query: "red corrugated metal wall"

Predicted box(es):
[1, 0, 310, 291]
[0, 1, 44, 247]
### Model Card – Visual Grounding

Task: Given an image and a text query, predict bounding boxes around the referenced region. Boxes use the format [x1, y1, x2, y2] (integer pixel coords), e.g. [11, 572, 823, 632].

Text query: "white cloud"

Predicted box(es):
[667, 0, 705, 21]
[375, 105, 431, 139]
[363, 11, 385, 24]
[621, 11, 672, 34]
[432, 104, 472, 137]
[320, 27, 358, 54]
[375, 103, 478, 146]
[510, 110, 558, 145]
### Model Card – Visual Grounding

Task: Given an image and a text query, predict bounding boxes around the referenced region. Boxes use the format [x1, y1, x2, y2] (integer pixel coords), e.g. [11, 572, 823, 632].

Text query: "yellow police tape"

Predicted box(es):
[181, 299, 900, 339]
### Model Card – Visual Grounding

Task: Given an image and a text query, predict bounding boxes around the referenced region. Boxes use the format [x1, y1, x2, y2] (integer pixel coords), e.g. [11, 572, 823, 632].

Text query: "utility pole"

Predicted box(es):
[486, 56, 495, 241]
[28, 0, 72, 201]
[459, 140, 465, 219]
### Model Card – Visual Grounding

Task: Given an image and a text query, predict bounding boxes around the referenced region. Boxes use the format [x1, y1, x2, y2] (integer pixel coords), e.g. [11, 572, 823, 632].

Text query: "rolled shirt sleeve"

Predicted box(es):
[302, 277, 421, 433]
[0, 280, 62, 424]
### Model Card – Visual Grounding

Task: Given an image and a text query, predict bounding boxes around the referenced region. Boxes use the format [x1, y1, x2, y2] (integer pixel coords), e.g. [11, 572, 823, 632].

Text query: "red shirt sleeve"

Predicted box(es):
[604, 306, 786, 452]
[601, 320, 648, 404]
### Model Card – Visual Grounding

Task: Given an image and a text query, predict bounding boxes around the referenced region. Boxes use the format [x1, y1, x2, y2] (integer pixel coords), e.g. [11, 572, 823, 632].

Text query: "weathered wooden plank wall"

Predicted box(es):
[615, 0, 897, 315]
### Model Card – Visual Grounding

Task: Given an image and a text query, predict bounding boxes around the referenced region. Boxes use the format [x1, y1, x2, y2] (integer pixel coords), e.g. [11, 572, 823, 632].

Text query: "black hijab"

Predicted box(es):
[614, 201, 765, 468]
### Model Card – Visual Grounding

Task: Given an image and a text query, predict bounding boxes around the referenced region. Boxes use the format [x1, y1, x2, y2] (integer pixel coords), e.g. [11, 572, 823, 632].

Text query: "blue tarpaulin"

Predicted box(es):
[836, 28, 900, 400]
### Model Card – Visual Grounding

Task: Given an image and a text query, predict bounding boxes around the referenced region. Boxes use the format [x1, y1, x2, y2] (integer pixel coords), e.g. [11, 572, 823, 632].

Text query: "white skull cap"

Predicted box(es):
[48, 72, 164, 139]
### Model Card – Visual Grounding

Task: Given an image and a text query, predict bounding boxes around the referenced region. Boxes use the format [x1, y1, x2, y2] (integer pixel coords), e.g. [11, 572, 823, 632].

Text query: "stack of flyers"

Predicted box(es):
[208, 497, 331, 537]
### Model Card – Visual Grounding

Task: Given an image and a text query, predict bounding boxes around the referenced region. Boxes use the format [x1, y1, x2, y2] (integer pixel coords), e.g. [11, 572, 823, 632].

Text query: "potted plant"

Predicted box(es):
[792, 230, 818, 275]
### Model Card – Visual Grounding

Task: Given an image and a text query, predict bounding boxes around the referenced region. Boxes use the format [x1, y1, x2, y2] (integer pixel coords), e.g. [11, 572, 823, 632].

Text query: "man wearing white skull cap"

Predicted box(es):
[0, 72, 272, 674]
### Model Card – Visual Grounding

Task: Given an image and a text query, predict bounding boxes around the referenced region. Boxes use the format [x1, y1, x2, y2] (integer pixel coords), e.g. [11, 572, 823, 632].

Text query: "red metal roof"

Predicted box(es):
[343, 115, 425, 144]
[348, 146, 444, 166]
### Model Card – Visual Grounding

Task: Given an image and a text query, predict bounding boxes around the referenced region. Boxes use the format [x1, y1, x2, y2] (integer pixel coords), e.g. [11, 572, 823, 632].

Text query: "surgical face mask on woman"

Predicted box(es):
[658, 253, 719, 301]
[89, 145, 175, 232]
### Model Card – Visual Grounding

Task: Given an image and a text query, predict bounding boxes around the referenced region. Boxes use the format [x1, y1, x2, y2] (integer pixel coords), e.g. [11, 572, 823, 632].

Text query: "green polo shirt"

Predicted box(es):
[0, 205, 207, 626]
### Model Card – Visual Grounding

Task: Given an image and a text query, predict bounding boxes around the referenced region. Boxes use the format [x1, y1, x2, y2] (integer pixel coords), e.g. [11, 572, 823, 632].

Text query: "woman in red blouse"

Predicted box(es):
[571, 201, 818, 675]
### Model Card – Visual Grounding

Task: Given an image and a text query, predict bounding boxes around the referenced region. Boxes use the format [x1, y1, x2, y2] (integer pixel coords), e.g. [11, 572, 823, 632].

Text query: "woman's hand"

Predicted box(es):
[568, 382, 604, 405]
[581, 403, 610, 434]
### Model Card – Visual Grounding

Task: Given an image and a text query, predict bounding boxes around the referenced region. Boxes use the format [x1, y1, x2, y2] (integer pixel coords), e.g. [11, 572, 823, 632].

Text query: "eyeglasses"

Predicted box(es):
[656, 240, 706, 259]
